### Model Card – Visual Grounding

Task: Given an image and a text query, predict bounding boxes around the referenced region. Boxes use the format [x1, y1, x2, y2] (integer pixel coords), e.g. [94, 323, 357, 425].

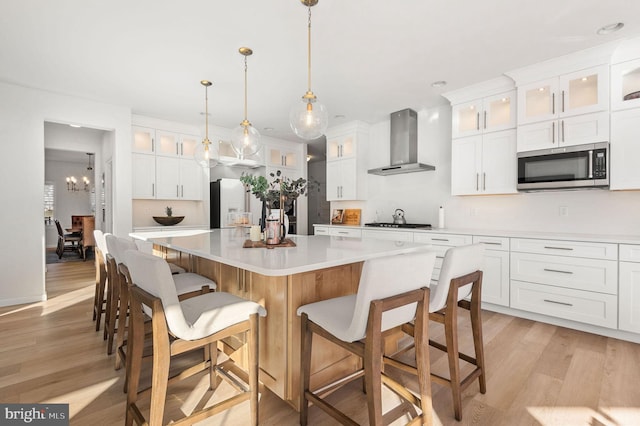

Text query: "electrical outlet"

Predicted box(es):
[559, 206, 569, 217]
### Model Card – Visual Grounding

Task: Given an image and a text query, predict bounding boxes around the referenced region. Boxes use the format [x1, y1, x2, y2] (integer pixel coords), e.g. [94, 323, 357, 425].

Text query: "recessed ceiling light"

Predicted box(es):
[431, 80, 447, 88]
[263, 127, 274, 131]
[597, 22, 624, 35]
[69, 124, 81, 128]
[334, 114, 346, 119]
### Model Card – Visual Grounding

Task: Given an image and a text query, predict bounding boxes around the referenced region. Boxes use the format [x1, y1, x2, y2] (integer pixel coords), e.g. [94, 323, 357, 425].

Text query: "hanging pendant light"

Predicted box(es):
[289, 0, 328, 140]
[194, 80, 219, 169]
[231, 47, 261, 159]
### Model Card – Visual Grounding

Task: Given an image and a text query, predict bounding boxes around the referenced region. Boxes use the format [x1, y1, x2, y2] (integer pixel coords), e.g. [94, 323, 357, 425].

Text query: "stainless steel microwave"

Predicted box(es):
[517, 142, 609, 191]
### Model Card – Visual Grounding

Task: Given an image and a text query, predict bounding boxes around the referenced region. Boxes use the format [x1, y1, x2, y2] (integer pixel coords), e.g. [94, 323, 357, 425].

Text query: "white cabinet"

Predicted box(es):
[313, 226, 329, 236]
[611, 108, 640, 190]
[328, 227, 362, 238]
[413, 232, 473, 283]
[132, 126, 204, 200]
[611, 58, 640, 111]
[619, 244, 640, 333]
[517, 111, 609, 152]
[132, 153, 156, 199]
[362, 229, 413, 242]
[325, 121, 369, 201]
[155, 157, 203, 201]
[452, 90, 516, 138]
[267, 145, 299, 170]
[473, 235, 510, 307]
[451, 130, 517, 195]
[510, 237, 618, 329]
[517, 65, 609, 125]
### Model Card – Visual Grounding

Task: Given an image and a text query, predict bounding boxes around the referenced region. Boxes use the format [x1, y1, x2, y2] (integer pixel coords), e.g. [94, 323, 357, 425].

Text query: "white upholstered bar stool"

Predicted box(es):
[394, 243, 486, 421]
[134, 239, 186, 275]
[298, 250, 436, 426]
[105, 235, 217, 363]
[92, 229, 110, 331]
[124, 249, 266, 426]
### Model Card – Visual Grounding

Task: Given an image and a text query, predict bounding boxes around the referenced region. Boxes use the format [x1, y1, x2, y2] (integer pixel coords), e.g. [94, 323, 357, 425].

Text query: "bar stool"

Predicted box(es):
[104, 235, 217, 360]
[298, 250, 436, 426]
[92, 230, 110, 331]
[393, 243, 486, 421]
[124, 249, 266, 426]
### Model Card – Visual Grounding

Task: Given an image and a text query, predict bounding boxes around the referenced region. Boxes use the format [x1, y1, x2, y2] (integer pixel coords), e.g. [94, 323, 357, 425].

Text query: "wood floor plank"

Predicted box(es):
[0, 261, 639, 425]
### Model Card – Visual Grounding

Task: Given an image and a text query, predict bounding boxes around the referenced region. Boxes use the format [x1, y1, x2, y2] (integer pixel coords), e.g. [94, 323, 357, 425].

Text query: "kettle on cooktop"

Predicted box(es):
[392, 209, 406, 225]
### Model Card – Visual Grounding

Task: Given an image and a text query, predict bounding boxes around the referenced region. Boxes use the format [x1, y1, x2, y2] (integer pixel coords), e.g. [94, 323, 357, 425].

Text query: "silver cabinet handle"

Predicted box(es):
[484, 110, 487, 129]
[152, 183, 155, 196]
[483, 172, 486, 191]
[176, 143, 179, 155]
[561, 120, 565, 142]
[552, 121, 555, 143]
[338, 231, 348, 235]
[476, 173, 479, 191]
[181, 143, 184, 156]
[561, 90, 565, 113]
[176, 185, 179, 197]
[152, 138, 155, 152]
[544, 268, 573, 274]
[432, 238, 449, 242]
[181, 185, 184, 197]
[552, 92, 555, 115]
[544, 246, 573, 251]
[480, 241, 501, 245]
[476, 112, 480, 130]
[544, 299, 573, 307]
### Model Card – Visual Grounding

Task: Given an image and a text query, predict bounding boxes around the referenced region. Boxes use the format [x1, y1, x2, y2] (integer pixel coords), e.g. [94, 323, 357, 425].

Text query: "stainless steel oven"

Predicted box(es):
[517, 142, 609, 191]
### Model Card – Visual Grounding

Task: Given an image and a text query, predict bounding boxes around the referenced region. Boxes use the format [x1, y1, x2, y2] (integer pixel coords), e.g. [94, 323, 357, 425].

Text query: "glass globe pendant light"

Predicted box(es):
[231, 47, 261, 159]
[289, 0, 328, 140]
[194, 80, 219, 169]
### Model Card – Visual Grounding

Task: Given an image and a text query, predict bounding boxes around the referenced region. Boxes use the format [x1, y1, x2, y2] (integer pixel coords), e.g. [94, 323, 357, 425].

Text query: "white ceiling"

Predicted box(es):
[3, 1, 640, 142]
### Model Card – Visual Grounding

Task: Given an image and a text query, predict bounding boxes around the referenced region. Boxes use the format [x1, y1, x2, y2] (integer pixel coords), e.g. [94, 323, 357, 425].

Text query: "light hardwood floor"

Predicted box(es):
[1, 261, 639, 425]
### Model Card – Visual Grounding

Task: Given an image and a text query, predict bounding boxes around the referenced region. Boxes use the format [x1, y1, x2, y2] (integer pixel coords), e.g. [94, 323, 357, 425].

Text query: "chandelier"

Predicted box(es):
[289, 0, 328, 140]
[66, 153, 93, 192]
[194, 80, 219, 169]
[231, 47, 262, 159]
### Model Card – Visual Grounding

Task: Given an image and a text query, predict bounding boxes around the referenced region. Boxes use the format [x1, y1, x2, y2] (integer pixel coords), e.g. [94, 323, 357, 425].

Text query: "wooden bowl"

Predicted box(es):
[152, 216, 185, 226]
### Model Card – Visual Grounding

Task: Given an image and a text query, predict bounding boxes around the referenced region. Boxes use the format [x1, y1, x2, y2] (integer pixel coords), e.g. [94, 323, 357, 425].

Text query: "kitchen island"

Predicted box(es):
[130, 228, 434, 410]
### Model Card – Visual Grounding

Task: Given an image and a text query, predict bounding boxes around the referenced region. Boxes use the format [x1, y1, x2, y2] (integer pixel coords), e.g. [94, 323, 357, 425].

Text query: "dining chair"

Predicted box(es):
[92, 229, 110, 331]
[124, 249, 266, 426]
[298, 250, 436, 426]
[54, 219, 81, 259]
[391, 243, 486, 421]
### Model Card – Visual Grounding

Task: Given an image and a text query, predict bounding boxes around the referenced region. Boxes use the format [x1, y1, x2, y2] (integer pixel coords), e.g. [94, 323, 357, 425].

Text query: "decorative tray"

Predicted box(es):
[243, 238, 297, 249]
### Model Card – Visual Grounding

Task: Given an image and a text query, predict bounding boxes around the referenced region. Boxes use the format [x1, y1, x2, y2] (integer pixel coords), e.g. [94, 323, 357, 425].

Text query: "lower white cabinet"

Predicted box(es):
[327, 158, 358, 200]
[328, 227, 361, 238]
[313, 226, 329, 236]
[155, 157, 203, 200]
[619, 244, 640, 333]
[473, 235, 510, 307]
[510, 280, 618, 329]
[362, 229, 413, 242]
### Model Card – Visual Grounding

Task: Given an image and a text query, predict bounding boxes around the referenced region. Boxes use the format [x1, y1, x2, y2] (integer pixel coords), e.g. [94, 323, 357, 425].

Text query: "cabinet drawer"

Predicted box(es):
[413, 232, 472, 246]
[473, 235, 510, 251]
[362, 229, 413, 242]
[620, 244, 640, 263]
[328, 227, 362, 238]
[510, 280, 617, 329]
[314, 227, 329, 236]
[511, 238, 618, 260]
[510, 252, 617, 294]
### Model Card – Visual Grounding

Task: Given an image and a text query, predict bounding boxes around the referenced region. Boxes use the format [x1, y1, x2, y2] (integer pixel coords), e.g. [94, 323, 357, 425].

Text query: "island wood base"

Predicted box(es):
[158, 245, 364, 410]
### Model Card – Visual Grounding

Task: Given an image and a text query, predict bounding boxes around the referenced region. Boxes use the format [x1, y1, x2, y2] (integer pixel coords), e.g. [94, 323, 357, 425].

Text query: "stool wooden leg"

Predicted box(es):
[364, 300, 383, 426]
[471, 295, 486, 394]
[445, 304, 462, 421]
[248, 313, 259, 426]
[114, 276, 128, 370]
[125, 297, 144, 426]
[415, 294, 434, 424]
[299, 313, 312, 426]
[149, 316, 171, 426]
[94, 267, 106, 330]
[106, 276, 120, 355]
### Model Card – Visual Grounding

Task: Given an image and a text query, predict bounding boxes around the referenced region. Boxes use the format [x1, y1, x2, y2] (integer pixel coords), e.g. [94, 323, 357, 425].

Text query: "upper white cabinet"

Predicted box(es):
[611, 108, 640, 190]
[517, 65, 609, 125]
[451, 130, 517, 195]
[517, 111, 609, 152]
[132, 124, 204, 200]
[325, 121, 369, 201]
[611, 58, 640, 111]
[267, 145, 299, 170]
[451, 90, 516, 138]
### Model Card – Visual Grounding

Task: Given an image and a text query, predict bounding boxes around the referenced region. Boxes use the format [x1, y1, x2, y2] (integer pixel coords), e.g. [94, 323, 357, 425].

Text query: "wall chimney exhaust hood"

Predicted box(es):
[368, 108, 435, 176]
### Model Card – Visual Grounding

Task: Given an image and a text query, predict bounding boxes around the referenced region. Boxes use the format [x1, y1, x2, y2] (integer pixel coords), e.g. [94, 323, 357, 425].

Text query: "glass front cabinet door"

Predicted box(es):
[611, 58, 640, 111]
[452, 90, 516, 138]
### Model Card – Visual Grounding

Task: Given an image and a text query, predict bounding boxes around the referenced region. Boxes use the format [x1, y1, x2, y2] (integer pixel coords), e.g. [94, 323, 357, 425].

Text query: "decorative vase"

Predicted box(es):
[268, 209, 289, 239]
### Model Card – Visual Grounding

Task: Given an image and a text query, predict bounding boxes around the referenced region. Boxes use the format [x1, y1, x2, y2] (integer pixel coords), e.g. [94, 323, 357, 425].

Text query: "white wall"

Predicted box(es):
[0, 81, 131, 307]
[331, 104, 640, 236]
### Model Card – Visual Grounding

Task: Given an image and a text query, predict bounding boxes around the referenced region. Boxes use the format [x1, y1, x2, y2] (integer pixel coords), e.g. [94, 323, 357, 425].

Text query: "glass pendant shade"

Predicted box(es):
[290, 98, 328, 140]
[194, 139, 218, 169]
[231, 122, 261, 159]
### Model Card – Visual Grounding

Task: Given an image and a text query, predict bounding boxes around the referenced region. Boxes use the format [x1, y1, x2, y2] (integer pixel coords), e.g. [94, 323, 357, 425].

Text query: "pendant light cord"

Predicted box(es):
[307, 5, 312, 93]
[244, 54, 249, 121]
[204, 84, 209, 141]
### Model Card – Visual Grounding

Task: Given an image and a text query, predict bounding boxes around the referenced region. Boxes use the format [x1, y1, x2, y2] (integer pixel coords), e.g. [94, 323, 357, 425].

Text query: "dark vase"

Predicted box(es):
[260, 201, 267, 232]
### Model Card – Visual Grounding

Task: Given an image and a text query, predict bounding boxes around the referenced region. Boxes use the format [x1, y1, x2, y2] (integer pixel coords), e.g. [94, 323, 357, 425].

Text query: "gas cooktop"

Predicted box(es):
[364, 223, 432, 229]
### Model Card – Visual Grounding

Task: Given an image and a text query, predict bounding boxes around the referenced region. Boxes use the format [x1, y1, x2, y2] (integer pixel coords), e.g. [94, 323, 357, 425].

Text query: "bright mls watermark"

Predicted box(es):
[1, 404, 68, 425]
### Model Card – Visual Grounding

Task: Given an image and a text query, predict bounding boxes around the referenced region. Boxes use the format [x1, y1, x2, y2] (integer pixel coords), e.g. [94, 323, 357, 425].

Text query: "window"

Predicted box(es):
[44, 182, 54, 224]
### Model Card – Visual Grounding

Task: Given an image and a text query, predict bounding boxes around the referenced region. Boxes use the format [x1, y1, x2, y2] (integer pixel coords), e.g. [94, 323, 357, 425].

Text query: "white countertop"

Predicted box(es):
[313, 224, 640, 245]
[130, 229, 434, 276]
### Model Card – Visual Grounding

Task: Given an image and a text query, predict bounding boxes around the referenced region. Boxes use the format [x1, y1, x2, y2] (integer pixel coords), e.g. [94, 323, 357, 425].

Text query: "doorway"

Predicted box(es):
[306, 136, 329, 233]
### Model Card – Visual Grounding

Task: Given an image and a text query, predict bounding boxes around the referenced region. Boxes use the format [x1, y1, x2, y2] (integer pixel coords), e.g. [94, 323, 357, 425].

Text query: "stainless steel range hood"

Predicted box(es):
[368, 108, 435, 176]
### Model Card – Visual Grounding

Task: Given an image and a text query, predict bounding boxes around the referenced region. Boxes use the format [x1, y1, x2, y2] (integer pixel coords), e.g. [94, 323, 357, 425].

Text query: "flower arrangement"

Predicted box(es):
[240, 170, 309, 210]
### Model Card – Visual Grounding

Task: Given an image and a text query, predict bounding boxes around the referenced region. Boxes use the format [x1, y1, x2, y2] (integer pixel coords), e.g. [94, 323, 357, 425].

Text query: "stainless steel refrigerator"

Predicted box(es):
[210, 178, 261, 228]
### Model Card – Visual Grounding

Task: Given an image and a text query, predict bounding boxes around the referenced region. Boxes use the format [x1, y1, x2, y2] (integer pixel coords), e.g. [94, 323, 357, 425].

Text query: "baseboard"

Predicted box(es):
[0, 294, 47, 308]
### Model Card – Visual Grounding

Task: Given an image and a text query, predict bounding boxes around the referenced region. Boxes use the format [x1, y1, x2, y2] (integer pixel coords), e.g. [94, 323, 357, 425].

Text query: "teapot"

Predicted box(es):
[392, 208, 406, 225]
